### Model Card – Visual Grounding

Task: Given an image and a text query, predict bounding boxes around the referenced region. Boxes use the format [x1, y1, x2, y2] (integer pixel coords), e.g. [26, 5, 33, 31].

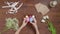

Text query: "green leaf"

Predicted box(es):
[48, 21, 56, 34]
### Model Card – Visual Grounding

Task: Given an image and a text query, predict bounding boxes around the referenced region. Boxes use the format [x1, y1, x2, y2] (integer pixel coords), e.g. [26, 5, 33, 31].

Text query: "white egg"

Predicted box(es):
[43, 15, 49, 19]
[41, 19, 46, 23]
[43, 16, 47, 19]
[46, 15, 49, 19]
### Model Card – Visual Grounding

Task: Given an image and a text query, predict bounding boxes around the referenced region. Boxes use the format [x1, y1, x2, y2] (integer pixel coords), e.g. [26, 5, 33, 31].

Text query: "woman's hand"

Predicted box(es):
[15, 18, 28, 34]
[30, 15, 40, 34]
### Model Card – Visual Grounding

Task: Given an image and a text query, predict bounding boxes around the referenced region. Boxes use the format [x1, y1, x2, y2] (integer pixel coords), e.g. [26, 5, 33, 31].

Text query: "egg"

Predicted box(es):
[29, 17, 34, 23]
[43, 15, 49, 19]
[41, 19, 46, 23]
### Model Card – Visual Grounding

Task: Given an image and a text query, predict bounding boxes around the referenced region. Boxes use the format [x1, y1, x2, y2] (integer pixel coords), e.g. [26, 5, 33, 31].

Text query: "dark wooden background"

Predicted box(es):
[0, 0, 60, 34]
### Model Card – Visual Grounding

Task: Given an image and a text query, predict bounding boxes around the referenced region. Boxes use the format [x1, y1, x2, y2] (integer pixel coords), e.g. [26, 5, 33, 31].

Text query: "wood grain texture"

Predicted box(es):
[0, 0, 60, 34]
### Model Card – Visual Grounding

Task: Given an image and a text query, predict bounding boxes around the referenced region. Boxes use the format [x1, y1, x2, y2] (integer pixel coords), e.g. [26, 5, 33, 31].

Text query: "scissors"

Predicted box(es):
[15, 15, 40, 34]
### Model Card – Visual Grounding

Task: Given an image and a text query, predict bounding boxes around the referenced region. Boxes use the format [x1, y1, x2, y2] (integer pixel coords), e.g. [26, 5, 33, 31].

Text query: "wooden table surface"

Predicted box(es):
[0, 0, 60, 34]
